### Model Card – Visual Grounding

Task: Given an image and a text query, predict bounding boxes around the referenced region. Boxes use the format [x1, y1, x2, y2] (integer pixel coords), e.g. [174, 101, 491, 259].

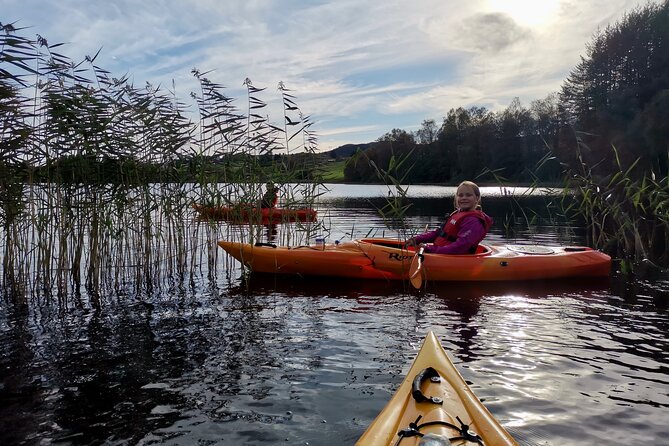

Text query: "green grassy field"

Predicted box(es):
[320, 159, 347, 182]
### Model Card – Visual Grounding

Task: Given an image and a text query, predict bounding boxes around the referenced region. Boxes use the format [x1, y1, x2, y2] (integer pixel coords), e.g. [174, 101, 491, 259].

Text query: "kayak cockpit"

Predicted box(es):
[358, 238, 493, 256]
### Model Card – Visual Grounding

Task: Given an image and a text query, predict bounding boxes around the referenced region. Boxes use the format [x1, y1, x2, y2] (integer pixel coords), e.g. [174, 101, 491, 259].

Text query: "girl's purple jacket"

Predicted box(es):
[414, 211, 493, 254]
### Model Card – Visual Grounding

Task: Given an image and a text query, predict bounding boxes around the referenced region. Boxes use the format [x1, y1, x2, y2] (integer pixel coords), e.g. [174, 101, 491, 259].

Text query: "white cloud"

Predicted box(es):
[318, 124, 383, 137]
[3, 0, 648, 149]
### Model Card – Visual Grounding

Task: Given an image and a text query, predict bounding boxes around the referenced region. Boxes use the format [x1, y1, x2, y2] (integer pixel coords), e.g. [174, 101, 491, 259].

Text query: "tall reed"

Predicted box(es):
[558, 137, 668, 269]
[361, 147, 416, 241]
[0, 23, 325, 303]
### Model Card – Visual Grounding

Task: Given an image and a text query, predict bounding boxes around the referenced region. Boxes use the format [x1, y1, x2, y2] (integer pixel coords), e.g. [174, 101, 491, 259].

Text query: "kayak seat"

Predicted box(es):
[401, 244, 490, 254]
[474, 244, 490, 254]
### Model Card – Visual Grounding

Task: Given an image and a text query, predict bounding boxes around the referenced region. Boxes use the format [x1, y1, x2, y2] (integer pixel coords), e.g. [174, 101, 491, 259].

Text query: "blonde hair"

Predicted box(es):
[453, 180, 482, 210]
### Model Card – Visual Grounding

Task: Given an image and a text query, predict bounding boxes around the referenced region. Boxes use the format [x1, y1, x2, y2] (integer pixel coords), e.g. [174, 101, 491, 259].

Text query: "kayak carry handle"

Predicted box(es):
[411, 367, 443, 405]
[254, 242, 277, 248]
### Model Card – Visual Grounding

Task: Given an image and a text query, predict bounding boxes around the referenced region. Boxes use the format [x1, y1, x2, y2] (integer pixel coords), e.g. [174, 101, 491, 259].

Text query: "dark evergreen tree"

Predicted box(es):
[560, 1, 669, 177]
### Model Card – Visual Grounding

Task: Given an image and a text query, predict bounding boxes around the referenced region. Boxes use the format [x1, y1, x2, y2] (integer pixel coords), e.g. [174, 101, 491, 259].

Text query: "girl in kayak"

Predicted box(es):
[406, 180, 493, 254]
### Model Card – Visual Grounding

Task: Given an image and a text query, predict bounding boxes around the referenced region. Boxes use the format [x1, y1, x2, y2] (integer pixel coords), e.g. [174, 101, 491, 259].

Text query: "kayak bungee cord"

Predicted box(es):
[253, 242, 332, 251]
[355, 332, 517, 446]
[254, 242, 277, 247]
[395, 415, 485, 446]
[392, 367, 485, 446]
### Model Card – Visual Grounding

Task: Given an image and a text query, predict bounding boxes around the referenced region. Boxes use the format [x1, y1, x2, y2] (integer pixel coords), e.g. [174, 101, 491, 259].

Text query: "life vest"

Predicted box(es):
[433, 210, 491, 253]
[260, 190, 278, 208]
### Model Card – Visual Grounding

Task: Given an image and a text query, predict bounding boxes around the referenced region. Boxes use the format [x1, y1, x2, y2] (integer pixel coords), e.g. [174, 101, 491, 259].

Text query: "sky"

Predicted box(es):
[3, 0, 647, 151]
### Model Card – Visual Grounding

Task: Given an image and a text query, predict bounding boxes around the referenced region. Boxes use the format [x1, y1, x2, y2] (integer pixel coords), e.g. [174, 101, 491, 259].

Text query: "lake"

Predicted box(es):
[0, 183, 667, 445]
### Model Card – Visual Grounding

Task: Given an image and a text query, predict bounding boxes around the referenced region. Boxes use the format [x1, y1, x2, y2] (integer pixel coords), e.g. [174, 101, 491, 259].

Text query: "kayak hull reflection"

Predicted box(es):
[194, 204, 317, 223]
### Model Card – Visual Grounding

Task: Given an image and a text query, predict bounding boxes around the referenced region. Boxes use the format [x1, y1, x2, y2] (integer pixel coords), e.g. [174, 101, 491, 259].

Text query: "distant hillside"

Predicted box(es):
[322, 143, 374, 159]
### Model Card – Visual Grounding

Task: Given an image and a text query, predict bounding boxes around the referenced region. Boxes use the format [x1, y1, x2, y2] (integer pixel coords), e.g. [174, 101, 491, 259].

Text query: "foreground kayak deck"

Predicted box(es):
[217, 238, 611, 281]
[193, 204, 317, 223]
[357, 331, 518, 445]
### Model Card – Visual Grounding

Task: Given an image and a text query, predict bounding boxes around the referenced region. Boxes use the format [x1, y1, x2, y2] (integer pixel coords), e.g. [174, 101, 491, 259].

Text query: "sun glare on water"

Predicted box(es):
[487, 0, 560, 26]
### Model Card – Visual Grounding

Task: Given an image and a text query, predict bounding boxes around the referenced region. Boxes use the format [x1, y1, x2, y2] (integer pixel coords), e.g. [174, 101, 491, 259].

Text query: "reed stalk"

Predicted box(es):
[0, 23, 325, 303]
[557, 137, 668, 270]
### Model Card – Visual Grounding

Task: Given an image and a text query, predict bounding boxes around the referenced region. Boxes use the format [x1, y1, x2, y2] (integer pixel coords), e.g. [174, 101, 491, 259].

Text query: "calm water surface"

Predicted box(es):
[1, 184, 668, 445]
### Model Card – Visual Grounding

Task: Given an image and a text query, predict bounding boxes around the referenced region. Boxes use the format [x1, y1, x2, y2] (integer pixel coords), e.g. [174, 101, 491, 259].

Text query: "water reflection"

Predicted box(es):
[319, 184, 562, 199]
[1, 185, 667, 446]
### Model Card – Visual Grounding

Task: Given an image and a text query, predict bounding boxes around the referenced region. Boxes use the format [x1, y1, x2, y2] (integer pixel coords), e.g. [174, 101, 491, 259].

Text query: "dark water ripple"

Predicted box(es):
[1, 278, 668, 445]
[1, 189, 668, 445]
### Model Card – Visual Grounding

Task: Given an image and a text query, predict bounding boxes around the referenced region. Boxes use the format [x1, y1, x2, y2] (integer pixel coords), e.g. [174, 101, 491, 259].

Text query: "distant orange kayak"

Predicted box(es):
[193, 204, 317, 223]
[217, 237, 611, 281]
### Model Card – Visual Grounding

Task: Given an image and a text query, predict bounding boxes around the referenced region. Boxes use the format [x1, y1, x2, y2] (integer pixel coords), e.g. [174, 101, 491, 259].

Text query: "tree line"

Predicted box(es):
[344, 1, 669, 185]
[1, 2, 667, 270]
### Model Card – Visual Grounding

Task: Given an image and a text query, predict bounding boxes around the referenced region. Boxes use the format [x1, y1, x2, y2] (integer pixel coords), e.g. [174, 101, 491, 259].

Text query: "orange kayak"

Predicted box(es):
[193, 204, 317, 223]
[217, 237, 610, 281]
[356, 331, 518, 445]
[218, 238, 400, 280]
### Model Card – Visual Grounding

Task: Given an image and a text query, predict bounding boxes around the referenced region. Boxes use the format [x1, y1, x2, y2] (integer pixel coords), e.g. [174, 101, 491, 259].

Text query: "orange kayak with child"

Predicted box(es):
[217, 237, 611, 281]
[356, 331, 518, 445]
[193, 204, 317, 223]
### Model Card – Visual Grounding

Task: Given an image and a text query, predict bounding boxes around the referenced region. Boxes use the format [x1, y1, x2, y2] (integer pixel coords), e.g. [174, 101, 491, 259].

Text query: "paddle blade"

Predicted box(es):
[409, 247, 424, 289]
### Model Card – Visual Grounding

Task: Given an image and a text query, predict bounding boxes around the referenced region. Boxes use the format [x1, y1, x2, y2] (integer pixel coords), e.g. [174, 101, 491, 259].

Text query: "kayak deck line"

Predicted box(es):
[217, 238, 611, 282]
[356, 331, 518, 445]
[394, 411, 487, 444]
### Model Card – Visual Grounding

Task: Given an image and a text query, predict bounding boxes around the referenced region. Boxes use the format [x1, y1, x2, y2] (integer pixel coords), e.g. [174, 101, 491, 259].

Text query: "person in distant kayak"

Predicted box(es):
[259, 183, 279, 208]
[405, 180, 493, 254]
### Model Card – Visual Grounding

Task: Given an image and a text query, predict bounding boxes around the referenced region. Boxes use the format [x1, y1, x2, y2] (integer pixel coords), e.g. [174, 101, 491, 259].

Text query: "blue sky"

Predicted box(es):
[3, 0, 645, 151]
